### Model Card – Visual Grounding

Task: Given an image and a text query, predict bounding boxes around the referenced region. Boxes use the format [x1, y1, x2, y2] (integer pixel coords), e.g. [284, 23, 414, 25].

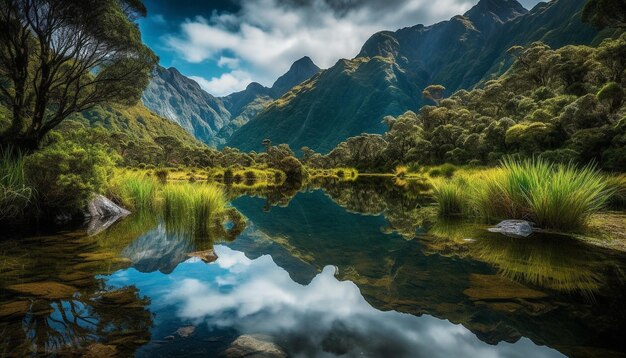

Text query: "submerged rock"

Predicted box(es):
[487, 220, 534, 238]
[224, 334, 287, 358]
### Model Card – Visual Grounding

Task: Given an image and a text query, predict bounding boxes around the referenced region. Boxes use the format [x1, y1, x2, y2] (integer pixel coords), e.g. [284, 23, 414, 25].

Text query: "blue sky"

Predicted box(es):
[139, 0, 544, 96]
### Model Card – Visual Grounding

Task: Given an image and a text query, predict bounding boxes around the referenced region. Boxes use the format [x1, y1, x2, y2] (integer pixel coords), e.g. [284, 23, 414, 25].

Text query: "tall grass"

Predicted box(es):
[432, 158, 614, 231]
[108, 171, 158, 212]
[0, 148, 33, 220]
[431, 177, 466, 217]
[162, 183, 226, 238]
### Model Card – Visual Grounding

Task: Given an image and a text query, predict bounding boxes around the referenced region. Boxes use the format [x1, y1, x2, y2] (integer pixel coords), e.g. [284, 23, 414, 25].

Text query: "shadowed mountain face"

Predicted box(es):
[226, 0, 603, 153]
[141, 66, 232, 145]
[142, 58, 320, 146]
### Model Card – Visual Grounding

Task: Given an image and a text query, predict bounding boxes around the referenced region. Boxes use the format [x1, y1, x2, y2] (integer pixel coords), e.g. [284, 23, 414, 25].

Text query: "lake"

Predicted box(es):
[1, 178, 625, 357]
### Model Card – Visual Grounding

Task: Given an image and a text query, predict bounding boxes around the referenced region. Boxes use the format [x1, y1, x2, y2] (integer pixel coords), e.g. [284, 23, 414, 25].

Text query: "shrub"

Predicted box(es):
[24, 140, 114, 213]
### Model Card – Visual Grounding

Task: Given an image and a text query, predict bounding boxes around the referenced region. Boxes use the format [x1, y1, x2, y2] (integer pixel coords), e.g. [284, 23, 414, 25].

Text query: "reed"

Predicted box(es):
[433, 158, 613, 231]
[161, 183, 227, 237]
[0, 148, 33, 220]
[108, 171, 158, 212]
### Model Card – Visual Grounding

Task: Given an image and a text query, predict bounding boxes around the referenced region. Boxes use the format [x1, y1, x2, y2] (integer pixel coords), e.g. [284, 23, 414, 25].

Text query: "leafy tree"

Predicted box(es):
[0, 0, 157, 151]
[422, 85, 446, 105]
[597, 81, 624, 112]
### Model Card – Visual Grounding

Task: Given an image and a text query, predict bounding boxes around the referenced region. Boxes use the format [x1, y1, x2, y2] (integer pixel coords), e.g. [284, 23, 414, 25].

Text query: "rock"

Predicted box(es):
[175, 326, 195, 337]
[224, 334, 287, 358]
[84, 194, 130, 236]
[83, 343, 117, 358]
[164, 335, 175, 341]
[188, 249, 218, 264]
[487, 220, 534, 238]
[85, 194, 131, 219]
[6, 281, 77, 299]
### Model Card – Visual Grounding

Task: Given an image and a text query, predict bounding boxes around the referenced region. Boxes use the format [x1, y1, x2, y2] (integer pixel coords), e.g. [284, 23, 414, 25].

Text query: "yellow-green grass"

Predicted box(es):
[107, 170, 159, 212]
[431, 158, 615, 232]
[161, 182, 227, 238]
[307, 167, 359, 181]
[0, 148, 33, 220]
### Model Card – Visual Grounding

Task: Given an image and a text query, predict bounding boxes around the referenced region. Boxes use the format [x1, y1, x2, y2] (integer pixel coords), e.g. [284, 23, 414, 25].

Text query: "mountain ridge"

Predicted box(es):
[226, 0, 605, 153]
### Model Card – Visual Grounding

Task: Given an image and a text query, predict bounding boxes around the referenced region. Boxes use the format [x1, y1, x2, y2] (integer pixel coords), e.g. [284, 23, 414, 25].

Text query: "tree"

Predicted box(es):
[582, 0, 626, 29]
[597, 82, 624, 112]
[0, 0, 157, 151]
[422, 85, 446, 105]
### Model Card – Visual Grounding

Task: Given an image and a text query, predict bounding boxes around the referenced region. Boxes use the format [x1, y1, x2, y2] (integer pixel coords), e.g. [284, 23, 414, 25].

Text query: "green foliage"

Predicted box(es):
[319, 34, 626, 171]
[0, 0, 157, 151]
[0, 148, 33, 220]
[162, 183, 227, 238]
[108, 171, 158, 212]
[438, 158, 614, 231]
[431, 178, 466, 217]
[24, 140, 114, 213]
[582, 0, 626, 29]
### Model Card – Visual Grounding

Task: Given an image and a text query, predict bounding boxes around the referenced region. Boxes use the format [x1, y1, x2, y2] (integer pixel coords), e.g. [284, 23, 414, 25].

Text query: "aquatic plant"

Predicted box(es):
[162, 183, 227, 238]
[431, 178, 466, 217]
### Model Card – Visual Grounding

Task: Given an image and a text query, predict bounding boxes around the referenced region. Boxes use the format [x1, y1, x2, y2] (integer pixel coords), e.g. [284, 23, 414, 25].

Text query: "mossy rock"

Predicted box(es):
[6, 281, 77, 299]
[463, 274, 547, 300]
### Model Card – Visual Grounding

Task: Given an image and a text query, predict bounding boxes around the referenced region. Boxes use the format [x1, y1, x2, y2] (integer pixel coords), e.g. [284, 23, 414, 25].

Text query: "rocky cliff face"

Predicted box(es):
[141, 66, 231, 145]
[142, 57, 320, 146]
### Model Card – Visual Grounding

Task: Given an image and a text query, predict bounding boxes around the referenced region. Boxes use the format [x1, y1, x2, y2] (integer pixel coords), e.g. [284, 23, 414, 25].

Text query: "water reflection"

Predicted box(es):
[105, 246, 563, 358]
[2, 177, 626, 357]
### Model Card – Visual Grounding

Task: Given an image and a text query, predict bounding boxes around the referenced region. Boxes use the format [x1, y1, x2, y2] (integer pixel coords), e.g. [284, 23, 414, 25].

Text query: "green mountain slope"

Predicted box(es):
[227, 0, 607, 153]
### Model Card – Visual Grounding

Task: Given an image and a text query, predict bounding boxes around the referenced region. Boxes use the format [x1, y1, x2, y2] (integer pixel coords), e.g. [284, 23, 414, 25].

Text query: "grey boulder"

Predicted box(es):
[487, 220, 534, 238]
[85, 195, 130, 236]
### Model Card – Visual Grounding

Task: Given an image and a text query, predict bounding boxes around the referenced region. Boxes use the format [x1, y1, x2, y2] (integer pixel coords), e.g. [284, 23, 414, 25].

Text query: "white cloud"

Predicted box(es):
[189, 70, 253, 96]
[165, 0, 480, 88]
[106, 245, 564, 357]
[217, 56, 241, 69]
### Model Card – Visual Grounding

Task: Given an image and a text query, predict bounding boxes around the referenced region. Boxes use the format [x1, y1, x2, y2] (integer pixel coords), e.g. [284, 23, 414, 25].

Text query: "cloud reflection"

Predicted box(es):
[108, 246, 564, 358]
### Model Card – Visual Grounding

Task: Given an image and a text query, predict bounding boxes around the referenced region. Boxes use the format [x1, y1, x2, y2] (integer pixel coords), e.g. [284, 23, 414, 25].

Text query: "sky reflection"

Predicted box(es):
[106, 246, 564, 357]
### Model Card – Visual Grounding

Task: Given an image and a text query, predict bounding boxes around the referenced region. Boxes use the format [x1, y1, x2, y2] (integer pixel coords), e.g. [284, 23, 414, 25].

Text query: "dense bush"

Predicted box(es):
[307, 35, 626, 171]
[24, 140, 114, 213]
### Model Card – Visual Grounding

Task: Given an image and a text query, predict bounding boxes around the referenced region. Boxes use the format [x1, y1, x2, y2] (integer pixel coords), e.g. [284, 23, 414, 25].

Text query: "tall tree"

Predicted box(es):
[0, 0, 157, 151]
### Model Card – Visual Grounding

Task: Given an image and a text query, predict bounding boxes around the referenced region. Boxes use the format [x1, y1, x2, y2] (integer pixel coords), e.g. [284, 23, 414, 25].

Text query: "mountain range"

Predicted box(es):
[143, 0, 608, 153]
[142, 56, 320, 147]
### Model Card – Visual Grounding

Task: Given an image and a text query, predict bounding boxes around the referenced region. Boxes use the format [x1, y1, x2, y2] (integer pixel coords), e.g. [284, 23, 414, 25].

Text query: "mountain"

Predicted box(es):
[213, 56, 321, 146]
[270, 56, 321, 97]
[142, 58, 320, 147]
[141, 66, 231, 145]
[226, 0, 605, 153]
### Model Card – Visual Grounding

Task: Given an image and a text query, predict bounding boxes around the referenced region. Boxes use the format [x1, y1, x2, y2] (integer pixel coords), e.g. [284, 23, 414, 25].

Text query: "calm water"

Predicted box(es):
[1, 178, 626, 357]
